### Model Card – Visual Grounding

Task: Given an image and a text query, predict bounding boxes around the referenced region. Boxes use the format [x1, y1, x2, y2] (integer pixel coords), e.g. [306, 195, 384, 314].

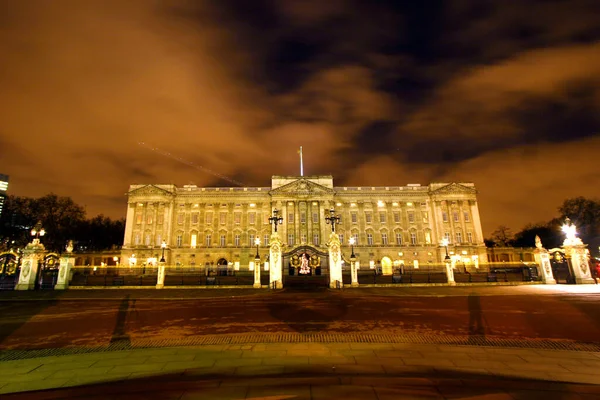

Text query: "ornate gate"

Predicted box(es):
[550, 250, 574, 284]
[283, 246, 329, 288]
[0, 252, 19, 290]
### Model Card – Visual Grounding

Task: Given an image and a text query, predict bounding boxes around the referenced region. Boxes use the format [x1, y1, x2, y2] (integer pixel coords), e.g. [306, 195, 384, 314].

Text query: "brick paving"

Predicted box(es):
[1, 342, 599, 398]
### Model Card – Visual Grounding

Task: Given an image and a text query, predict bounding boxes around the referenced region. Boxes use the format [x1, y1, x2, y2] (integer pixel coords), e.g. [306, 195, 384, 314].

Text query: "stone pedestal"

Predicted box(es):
[533, 249, 556, 284]
[445, 262, 456, 286]
[15, 240, 45, 290]
[156, 263, 166, 289]
[269, 233, 283, 289]
[564, 244, 594, 284]
[350, 257, 358, 287]
[253, 260, 261, 288]
[55, 255, 74, 290]
[328, 232, 343, 289]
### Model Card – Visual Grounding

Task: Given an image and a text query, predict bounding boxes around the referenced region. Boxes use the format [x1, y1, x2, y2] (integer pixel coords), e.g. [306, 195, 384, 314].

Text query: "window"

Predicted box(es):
[453, 211, 459, 222]
[353, 233, 359, 245]
[379, 213, 386, 223]
[134, 233, 140, 245]
[312, 212, 318, 223]
[234, 234, 240, 247]
[313, 234, 319, 246]
[264, 234, 269, 246]
[190, 233, 197, 248]
[156, 234, 162, 246]
[146, 215, 153, 225]
[249, 212, 256, 224]
[205, 212, 213, 224]
[425, 231, 431, 244]
[301, 234, 307, 243]
[408, 212, 415, 223]
[234, 212, 241, 225]
[249, 233, 255, 247]
[351, 213, 357, 223]
[220, 212, 226, 224]
[410, 232, 417, 245]
[467, 232, 473, 243]
[339, 234, 344, 245]
[220, 234, 226, 247]
[442, 212, 448, 222]
[393, 212, 400, 223]
[367, 233, 373, 245]
[176, 234, 183, 247]
[365, 212, 372, 223]
[177, 213, 184, 224]
[192, 213, 199, 224]
[157, 214, 164, 224]
[288, 213, 294, 223]
[395, 232, 402, 245]
[444, 232, 450, 242]
[456, 232, 462, 243]
[464, 211, 470, 222]
[301, 212, 306, 223]
[145, 234, 151, 246]
[136, 214, 142, 224]
[288, 234, 294, 246]
[382, 233, 388, 245]
[422, 212, 428, 223]
[206, 234, 212, 247]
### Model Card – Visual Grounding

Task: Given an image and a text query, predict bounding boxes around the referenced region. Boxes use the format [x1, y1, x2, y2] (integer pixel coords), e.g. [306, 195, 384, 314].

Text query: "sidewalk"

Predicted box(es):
[1, 342, 599, 398]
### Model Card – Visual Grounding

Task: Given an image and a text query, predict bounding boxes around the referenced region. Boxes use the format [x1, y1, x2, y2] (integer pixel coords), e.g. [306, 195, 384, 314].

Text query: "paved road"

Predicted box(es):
[1, 286, 599, 350]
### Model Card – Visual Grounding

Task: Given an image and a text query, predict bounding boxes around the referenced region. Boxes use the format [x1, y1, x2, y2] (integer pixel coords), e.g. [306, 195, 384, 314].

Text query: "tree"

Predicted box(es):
[489, 225, 514, 247]
[557, 197, 600, 243]
[511, 223, 561, 249]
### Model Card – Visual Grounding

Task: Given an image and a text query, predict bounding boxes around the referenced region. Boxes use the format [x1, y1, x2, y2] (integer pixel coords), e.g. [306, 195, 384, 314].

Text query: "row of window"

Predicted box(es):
[134, 231, 474, 248]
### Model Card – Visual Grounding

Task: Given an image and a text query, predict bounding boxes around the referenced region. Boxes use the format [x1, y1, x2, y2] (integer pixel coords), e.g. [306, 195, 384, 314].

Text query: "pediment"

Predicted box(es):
[128, 184, 174, 197]
[270, 179, 334, 195]
[430, 183, 477, 195]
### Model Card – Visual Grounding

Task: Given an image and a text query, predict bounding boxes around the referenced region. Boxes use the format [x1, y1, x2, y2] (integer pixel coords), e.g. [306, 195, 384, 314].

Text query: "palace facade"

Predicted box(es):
[121, 176, 487, 274]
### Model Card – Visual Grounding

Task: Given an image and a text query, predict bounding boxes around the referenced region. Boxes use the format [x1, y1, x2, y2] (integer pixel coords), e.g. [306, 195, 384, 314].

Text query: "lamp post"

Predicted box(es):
[561, 218, 577, 284]
[253, 237, 261, 288]
[268, 209, 283, 233]
[325, 208, 340, 233]
[30, 222, 45, 243]
[160, 240, 167, 263]
[441, 237, 451, 262]
[349, 237, 358, 286]
[254, 237, 261, 260]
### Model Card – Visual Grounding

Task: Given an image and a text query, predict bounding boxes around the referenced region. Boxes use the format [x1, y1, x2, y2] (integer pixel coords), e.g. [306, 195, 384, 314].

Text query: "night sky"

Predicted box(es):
[1, 0, 599, 236]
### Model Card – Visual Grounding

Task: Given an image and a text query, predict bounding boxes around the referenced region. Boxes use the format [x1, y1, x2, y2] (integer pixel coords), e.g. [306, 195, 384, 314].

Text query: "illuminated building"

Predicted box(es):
[121, 176, 487, 273]
[0, 174, 8, 217]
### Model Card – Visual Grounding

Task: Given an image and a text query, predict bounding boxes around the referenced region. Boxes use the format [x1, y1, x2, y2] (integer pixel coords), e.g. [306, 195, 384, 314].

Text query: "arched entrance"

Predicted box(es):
[0, 252, 19, 290]
[381, 256, 393, 275]
[550, 250, 574, 284]
[216, 258, 228, 276]
[282, 245, 329, 288]
[38, 253, 60, 289]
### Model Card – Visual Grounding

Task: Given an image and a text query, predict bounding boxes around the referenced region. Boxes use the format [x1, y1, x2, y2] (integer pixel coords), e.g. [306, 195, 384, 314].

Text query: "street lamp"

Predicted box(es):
[325, 208, 340, 233]
[349, 237, 358, 287]
[268, 209, 283, 233]
[441, 237, 451, 262]
[349, 237, 356, 258]
[254, 237, 261, 259]
[30, 222, 45, 241]
[561, 218, 578, 242]
[160, 240, 167, 263]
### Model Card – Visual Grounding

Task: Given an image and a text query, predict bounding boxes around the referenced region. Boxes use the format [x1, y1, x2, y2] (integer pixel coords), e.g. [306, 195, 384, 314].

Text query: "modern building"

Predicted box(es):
[0, 174, 8, 217]
[121, 175, 487, 274]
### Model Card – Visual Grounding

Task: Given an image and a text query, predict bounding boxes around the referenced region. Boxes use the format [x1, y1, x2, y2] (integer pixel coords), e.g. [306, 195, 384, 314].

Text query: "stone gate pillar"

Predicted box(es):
[532, 236, 556, 284]
[564, 244, 594, 284]
[328, 232, 343, 289]
[269, 233, 283, 289]
[15, 240, 45, 290]
[445, 261, 456, 286]
[350, 256, 358, 287]
[55, 240, 74, 290]
[156, 263, 166, 289]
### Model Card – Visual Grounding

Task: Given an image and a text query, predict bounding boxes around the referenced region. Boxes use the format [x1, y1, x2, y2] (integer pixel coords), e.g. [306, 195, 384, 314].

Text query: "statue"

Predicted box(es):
[535, 235, 543, 250]
[66, 240, 74, 254]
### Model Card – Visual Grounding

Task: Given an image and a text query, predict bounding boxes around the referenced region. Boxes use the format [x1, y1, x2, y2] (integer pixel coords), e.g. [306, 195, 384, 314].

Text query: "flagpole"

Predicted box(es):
[299, 146, 304, 176]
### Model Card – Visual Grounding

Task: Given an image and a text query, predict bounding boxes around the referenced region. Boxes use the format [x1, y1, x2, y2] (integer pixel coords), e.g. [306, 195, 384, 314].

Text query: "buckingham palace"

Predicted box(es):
[121, 175, 488, 277]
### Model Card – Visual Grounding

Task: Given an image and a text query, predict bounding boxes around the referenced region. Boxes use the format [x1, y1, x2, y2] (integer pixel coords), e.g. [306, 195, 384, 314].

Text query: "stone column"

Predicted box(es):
[328, 232, 343, 288]
[533, 245, 556, 284]
[564, 244, 594, 284]
[253, 260, 261, 288]
[350, 256, 358, 287]
[15, 240, 45, 290]
[269, 233, 283, 289]
[55, 254, 74, 290]
[156, 263, 166, 289]
[445, 260, 456, 286]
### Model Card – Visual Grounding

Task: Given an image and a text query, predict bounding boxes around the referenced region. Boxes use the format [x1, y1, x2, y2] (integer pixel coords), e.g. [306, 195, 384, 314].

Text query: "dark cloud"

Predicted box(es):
[0, 0, 599, 236]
